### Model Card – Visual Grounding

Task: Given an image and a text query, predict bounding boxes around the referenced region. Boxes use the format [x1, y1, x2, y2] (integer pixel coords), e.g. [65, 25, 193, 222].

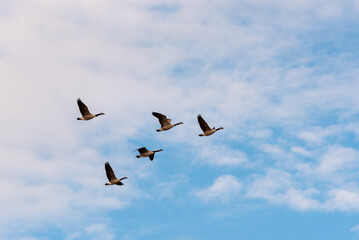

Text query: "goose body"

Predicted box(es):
[152, 112, 183, 132]
[197, 114, 223, 136]
[105, 162, 127, 186]
[77, 98, 104, 120]
[135, 147, 163, 161]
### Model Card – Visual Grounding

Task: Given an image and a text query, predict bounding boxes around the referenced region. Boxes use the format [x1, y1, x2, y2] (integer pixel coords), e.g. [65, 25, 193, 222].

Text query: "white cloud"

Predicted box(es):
[246, 166, 359, 211]
[291, 146, 312, 157]
[323, 183, 359, 211]
[154, 175, 189, 200]
[350, 224, 359, 232]
[67, 223, 115, 240]
[260, 144, 286, 156]
[297, 125, 344, 145]
[315, 3, 343, 18]
[316, 146, 359, 174]
[195, 143, 249, 167]
[246, 169, 289, 199]
[246, 169, 320, 210]
[1, 0, 359, 238]
[248, 129, 273, 139]
[195, 175, 242, 203]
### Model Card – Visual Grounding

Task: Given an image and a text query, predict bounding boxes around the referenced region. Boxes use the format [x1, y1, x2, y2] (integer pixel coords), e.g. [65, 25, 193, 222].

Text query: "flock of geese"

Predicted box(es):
[77, 98, 224, 186]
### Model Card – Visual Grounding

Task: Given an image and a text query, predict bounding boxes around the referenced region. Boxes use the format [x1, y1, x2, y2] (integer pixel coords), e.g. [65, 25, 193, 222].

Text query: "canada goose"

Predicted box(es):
[104, 162, 128, 186]
[135, 147, 163, 161]
[77, 98, 104, 120]
[152, 112, 183, 132]
[197, 114, 223, 136]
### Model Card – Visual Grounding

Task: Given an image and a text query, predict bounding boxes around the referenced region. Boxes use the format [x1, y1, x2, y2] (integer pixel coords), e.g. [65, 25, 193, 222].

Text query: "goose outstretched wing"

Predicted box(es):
[105, 162, 117, 181]
[197, 114, 211, 132]
[152, 112, 170, 127]
[77, 98, 91, 116]
[137, 147, 149, 154]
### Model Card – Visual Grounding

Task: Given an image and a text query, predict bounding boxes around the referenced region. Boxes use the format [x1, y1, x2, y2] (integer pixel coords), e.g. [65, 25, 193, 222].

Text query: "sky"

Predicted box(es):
[1, 0, 359, 239]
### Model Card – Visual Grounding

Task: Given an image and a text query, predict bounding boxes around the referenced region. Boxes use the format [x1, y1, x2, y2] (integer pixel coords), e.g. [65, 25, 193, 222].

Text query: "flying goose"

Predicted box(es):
[197, 114, 223, 136]
[77, 98, 104, 120]
[152, 112, 183, 132]
[105, 162, 128, 186]
[135, 147, 163, 161]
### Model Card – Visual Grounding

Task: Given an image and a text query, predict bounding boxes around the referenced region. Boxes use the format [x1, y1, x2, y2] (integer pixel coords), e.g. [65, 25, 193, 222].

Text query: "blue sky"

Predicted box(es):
[1, 0, 359, 239]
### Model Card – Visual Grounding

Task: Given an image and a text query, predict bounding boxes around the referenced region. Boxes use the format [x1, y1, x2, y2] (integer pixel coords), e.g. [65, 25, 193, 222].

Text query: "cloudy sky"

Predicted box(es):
[1, 0, 359, 239]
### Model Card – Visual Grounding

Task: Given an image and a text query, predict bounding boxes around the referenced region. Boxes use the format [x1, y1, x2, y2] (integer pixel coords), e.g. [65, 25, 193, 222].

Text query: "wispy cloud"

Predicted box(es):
[67, 223, 115, 240]
[323, 183, 359, 211]
[245, 169, 320, 210]
[350, 224, 359, 232]
[194, 175, 242, 203]
[316, 146, 359, 174]
[1, 0, 359, 238]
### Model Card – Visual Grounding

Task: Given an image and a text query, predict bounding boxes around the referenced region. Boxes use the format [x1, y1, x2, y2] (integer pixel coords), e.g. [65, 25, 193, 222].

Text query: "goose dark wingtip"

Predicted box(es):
[152, 112, 162, 117]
